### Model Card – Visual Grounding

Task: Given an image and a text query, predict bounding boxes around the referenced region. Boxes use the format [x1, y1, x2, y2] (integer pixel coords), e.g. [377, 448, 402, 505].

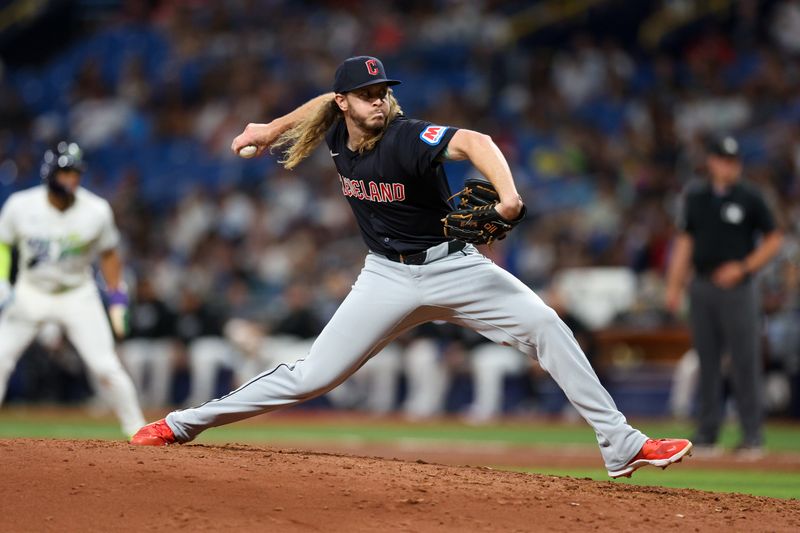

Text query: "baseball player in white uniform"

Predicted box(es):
[0, 142, 145, 437]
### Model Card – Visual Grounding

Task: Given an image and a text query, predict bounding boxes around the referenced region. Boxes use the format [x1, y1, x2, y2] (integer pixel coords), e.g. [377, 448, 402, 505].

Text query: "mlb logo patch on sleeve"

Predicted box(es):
[420, 125, 449, 145]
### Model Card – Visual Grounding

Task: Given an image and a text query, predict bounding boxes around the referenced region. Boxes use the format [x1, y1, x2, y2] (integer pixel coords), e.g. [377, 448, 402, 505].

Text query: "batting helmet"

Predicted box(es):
[40, 141, 86, 196]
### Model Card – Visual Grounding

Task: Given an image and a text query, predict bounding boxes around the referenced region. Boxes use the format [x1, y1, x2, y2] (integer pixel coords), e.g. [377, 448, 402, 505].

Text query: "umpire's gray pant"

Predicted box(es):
[689, 277, 763, 445]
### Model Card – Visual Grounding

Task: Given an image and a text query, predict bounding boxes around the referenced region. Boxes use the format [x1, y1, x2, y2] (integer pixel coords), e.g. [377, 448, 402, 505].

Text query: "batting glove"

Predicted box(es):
[107, 288, 130, 338]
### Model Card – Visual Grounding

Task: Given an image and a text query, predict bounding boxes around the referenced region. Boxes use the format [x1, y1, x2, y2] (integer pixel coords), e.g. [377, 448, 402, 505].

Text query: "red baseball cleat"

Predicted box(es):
[608, 438, 692, 479]
[130, 418, 177, 446]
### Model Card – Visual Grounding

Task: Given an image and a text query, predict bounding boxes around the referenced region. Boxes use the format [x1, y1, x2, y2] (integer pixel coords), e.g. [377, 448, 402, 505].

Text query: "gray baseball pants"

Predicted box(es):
[166, 242, 646, 470]
[689, 277, 763, 445]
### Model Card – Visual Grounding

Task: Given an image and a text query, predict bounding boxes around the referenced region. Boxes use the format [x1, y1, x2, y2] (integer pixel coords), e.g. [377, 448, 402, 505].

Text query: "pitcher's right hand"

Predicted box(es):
[231, 122, 283, 157]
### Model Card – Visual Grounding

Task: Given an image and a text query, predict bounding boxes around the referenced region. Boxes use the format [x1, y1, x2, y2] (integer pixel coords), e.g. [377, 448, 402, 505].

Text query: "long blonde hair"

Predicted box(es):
[273, 90, 403, 170]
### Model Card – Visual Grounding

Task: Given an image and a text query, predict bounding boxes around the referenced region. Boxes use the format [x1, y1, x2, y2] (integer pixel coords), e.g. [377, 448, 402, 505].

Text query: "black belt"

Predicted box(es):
[384, 240, 466, 265]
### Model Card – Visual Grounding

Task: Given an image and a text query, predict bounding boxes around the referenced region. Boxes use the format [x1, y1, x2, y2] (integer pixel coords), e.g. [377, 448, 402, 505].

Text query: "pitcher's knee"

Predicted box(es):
[524, 307, 561, 336]
[292, 364, 347, 400]
[294, 374, 337, 399]
[506, 307, 565, 352]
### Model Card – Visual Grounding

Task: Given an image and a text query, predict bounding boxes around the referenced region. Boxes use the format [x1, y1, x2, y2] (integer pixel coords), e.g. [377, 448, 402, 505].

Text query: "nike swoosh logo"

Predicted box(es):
[330, 151, 340, 157]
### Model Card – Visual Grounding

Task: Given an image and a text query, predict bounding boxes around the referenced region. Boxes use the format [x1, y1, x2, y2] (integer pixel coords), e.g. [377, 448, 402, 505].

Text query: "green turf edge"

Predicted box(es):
[499, 466, 800, 500]
[1, 417, 799, 452]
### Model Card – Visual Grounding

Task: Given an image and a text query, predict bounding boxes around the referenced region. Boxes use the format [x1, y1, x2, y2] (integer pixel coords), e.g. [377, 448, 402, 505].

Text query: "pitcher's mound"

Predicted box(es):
[1, 439, 797, 532]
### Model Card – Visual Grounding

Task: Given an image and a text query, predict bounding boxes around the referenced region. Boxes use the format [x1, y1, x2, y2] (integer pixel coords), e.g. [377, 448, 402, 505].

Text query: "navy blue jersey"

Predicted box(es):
[324, 115, 458, 256]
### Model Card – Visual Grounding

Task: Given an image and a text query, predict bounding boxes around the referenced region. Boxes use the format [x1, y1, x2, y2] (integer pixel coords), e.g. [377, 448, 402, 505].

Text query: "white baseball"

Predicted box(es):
[238, 145, 258, 158]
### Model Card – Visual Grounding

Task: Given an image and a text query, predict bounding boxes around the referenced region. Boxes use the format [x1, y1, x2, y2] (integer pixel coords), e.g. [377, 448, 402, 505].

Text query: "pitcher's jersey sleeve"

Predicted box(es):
[96, 201, 120, 252]
[0, 195, 19, 245]
[390, 118, 458, 178]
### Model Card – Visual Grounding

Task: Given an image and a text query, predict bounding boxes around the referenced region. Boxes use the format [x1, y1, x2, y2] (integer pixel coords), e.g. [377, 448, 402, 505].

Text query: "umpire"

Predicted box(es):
[665, 134, 783, 452]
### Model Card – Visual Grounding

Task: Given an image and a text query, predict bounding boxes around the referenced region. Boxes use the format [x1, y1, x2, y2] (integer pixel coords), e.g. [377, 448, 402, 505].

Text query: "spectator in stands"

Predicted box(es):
[349, 322, 469, 418]
[256, 282, 322, 388]
[464, 332, 529, 424]
[760, 236, 800, 414]
[119, 277, 178, 408]
[4, 2, 800, 422]
[175, 286, 238, 406]
[272, 283, 322, 339]
[401, 323, 458, 420]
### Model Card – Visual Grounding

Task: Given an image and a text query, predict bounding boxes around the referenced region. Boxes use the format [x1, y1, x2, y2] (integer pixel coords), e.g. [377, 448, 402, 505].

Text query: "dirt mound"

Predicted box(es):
[1, 439, 798, 532]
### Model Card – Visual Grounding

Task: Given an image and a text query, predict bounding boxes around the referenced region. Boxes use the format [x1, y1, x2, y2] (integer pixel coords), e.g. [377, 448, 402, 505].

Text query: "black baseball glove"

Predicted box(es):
[442, 177, 526, 245]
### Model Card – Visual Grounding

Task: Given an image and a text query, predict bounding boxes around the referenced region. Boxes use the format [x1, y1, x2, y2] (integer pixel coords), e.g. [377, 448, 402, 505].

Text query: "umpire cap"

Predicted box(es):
[706, 134, 740, 158]
[333, 56, 401, 93]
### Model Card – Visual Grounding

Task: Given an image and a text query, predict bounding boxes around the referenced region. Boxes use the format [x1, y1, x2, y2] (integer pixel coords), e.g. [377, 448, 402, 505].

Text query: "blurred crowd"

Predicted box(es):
[2, 0, 799, 417]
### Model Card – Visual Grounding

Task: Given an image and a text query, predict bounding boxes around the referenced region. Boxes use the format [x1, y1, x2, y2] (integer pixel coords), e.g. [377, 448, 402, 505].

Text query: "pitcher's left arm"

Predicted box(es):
[441, 129, 523, 221]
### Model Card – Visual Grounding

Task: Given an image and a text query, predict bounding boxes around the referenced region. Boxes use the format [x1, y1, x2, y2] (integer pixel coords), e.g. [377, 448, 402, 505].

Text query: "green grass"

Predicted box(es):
[1, 414, 799, 452]
[2, 411, 799, 499]
[0, 416, 123, 439]
[191, 420, 800, 454]
[504, 467, 800, 500]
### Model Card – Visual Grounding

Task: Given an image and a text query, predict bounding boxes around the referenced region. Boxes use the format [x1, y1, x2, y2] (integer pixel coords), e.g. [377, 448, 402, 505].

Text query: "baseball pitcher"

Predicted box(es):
[132, 56, 691, 478]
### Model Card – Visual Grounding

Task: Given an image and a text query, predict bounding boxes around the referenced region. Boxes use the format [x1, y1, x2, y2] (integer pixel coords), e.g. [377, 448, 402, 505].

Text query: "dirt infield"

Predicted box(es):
[2, 439, 799, 532]
[277, 436, 800, 473]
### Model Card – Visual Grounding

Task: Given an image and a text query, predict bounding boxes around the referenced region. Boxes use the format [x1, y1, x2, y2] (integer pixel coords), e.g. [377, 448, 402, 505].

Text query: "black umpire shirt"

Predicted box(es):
[678, 179, 776, 276]
[325, 115, 458, 256]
